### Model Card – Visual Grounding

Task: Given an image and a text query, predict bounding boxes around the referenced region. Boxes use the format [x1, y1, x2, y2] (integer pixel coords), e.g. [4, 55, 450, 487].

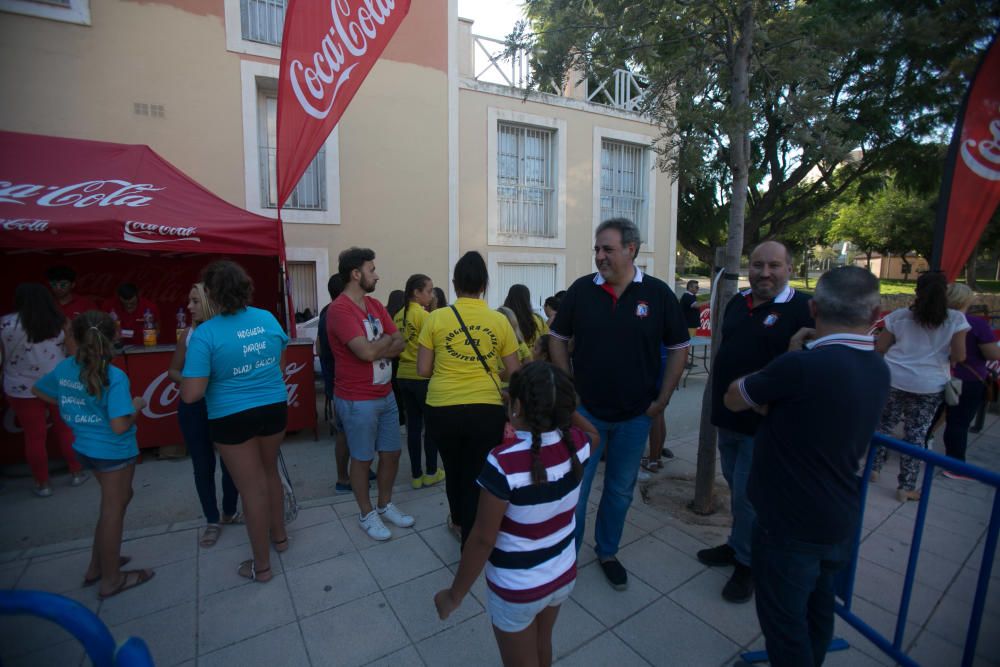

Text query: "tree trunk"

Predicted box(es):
[692, 0, 754, 515]
[866, 251, 872, 270]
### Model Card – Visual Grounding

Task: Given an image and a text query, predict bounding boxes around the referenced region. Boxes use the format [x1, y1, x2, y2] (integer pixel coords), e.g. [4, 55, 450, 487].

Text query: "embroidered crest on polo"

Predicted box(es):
[763, 312, 780, 327]
[635, 301, 650, 318]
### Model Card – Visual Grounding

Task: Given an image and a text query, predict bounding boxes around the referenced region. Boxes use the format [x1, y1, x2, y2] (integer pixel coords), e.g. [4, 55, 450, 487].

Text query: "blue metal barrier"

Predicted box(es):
[0, 590, 154, 666]
[835, 433, 1000, 667]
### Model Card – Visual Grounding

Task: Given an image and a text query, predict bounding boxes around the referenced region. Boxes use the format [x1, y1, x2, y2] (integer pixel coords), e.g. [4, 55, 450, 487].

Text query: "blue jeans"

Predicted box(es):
[178, 398, 237, 524]
[397, 378, 438, 478]
[752, 523, 850, 667]
[718, 428, 756, 566]
[574, 406, 651, 559]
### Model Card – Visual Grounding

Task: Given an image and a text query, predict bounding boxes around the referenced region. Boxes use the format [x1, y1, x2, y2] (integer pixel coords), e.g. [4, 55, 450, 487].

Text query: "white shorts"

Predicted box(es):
[486, 580, 575, 633]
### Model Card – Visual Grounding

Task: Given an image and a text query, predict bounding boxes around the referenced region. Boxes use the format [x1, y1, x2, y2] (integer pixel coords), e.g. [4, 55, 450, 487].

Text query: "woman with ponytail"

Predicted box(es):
[1, 282, 85, 496]
[392, 273, 443, 489]
[503, 284, 548, 349]
[873, 271, 970, 500]
[435, 362, 598, 666]
[33, 310, 154, 598]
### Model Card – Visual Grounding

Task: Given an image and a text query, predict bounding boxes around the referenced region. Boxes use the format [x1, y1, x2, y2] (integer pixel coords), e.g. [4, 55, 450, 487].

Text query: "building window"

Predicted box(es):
[241, 0, 284, 46]
[0, 0, 90, 24]
[257, 94, 326, 210]
[496, 263, 557, 312]
[600, 139, 648, 240]
[497, 122, 556, 238]
[288, 261, 318, 320]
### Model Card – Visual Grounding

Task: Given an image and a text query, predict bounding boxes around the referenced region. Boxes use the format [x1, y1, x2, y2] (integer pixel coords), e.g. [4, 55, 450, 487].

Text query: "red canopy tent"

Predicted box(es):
[0, 131, 316, 461]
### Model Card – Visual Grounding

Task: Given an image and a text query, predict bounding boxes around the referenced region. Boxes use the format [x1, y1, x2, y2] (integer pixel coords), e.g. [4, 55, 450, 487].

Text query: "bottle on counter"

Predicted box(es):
[175, 308, 187, 344]
[109, 310, 121, 340]
[142, 308, 157, 347]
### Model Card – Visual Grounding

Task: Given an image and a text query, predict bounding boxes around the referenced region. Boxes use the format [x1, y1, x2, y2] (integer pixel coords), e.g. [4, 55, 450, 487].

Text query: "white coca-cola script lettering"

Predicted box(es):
[124, 220, 201, 244]
[288, 0, 398, 120]
[0, 218, 49, 232]
[284, 360, 307, 407]
[961, 116, 1000, 182]
[0, 180, 163, 207]
[142, 371, 182, 419]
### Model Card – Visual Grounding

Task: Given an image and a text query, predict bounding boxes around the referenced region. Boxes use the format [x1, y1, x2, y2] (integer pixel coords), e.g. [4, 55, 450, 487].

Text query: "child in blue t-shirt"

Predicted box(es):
[33, 311, 155, 599]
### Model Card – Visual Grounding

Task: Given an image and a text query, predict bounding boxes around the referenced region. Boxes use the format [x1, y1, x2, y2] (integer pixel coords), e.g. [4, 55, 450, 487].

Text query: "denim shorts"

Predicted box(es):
[487, 580, 574, 633]
[75, 452, 138, 473]
[334, 394, 401, 461]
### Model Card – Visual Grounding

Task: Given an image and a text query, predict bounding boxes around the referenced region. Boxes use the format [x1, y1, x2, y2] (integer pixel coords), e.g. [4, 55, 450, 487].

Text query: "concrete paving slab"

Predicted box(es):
[198, 540, 284, 598]
[550, 596, 606, 660]
[299, 592, 411, 667]
[382, 567, 482, 642]
[363, 645, 426, 666]
[555, 631, 651, 666]
[285, 551, 379, 619]
[109, 600, 196, 667]
[667, 568, 761, 646]
[97, 558, 197, 627]
[198, 621, 310, 667]
[570, 560, 660, 628]
[613, 596, 740, 666]
[116, 528, 198, 569]
[615, 535, 703, 594]
[280, 515, 355, 571]
[416, 522, 461, 566]
[3, 637, 84, 667]
[358, 532, 443, 589]
[0, 607, 84, 659]
[196, 574, 296, 654]
[852, 557, 945, 625]
[650, 521, 712, 556]
[0, 559, 26, 589]
[414, 613, 502, 667]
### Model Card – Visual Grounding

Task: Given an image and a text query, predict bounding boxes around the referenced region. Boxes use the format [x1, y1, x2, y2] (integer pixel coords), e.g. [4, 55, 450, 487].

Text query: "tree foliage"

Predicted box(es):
[514, 0, 999, 264]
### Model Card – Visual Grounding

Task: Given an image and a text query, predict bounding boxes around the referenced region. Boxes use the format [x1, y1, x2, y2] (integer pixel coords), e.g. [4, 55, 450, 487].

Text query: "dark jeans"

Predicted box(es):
[944, 380, 986, 462]
[179, 398, 238, 524]
[397, 378, 438, 478]
[752, 523, 850, 667]
[425, 403, 506, 547]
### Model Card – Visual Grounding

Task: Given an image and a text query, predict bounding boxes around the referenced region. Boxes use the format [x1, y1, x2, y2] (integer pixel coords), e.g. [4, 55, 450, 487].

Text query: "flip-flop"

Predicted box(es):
[82, 556, 133, 587]
[220, 513, 244, 525]
[98, 569, 155, 599]
[200, 524, 222, 548]
[237, 559, 272, 583]
[272, 537, 289, 553]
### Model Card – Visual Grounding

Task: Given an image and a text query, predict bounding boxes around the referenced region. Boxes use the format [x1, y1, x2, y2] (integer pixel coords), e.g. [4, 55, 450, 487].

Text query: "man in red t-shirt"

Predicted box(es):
[327, 247, 412, 541]
[46, 265, 97, 322]
[109, 283, 159, 346]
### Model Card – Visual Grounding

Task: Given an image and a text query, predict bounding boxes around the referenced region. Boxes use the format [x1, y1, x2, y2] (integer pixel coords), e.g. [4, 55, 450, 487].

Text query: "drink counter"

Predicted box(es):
[0, 339, 317, 464]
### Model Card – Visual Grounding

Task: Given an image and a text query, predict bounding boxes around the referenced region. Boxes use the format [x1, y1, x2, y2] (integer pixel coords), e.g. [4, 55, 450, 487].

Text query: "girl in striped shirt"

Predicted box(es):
[435, 362, 597, 666]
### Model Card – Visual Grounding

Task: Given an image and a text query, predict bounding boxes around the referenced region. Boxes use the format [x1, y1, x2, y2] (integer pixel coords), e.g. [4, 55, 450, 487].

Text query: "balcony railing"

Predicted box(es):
[470, 34, 649, 113]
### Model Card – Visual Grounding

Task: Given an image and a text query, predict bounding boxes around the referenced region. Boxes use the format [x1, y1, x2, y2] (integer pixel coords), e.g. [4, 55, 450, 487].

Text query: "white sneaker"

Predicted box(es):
[637, 469, 652, 482]
[360, 510, 391, 541]
[378, 502, 415, 528]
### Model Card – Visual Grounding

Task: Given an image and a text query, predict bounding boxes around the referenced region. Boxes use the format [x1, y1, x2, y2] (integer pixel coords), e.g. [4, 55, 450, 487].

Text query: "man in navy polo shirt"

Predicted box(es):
[550, 218, 690, 590]
[724, 266, 889, 666]
[698, 241, 813, 603]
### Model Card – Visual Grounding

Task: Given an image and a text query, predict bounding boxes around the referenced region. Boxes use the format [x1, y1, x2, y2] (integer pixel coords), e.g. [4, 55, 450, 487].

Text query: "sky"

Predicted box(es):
[456, 0, 527, 40]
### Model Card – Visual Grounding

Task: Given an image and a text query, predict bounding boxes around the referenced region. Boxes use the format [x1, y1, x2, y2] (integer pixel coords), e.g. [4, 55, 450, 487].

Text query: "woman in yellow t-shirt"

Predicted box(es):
[503, 283, 549, 349]
[393, 274, 443, 490]
[417, 252, 520, 545]
[497, 306, 533, 384]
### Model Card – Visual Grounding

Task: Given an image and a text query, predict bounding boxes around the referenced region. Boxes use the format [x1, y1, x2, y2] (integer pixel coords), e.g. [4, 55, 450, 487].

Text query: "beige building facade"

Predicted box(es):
[0, 0, 676, 314]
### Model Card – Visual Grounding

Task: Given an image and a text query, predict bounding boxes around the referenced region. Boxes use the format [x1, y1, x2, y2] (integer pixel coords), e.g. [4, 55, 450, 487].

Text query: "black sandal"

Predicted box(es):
[272, 537, 289, 553]
[237, 559, 272, 582]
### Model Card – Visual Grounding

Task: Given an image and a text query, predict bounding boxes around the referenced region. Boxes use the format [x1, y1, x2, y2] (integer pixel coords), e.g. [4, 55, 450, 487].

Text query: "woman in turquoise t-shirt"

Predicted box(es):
[181, 260, 289, 583]
[34, 310, 155, 599]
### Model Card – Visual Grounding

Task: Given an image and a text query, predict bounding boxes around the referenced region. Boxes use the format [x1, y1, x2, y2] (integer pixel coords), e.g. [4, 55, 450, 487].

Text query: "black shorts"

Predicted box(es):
[209, 402, 288, 445]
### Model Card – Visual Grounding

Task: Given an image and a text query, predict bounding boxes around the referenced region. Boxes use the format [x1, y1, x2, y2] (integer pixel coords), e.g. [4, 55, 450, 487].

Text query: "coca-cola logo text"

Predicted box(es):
[0, 218, 49, 232]
[0, 180, 163, 207]
[124, 220, 201, 245]
[289, 0, 400, 120]
[961, 117, 1000, 182]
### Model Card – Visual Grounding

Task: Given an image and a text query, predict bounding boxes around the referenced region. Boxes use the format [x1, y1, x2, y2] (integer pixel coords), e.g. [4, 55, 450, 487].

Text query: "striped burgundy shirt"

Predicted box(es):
[477, 427, 591, 603]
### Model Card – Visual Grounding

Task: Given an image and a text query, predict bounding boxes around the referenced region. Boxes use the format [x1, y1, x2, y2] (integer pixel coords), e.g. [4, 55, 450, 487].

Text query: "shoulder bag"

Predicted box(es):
[450, 305, 503, 400]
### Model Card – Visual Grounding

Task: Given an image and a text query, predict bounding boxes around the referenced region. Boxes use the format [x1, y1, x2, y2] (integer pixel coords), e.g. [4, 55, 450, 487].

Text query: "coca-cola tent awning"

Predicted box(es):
[0, 131, 282, 254]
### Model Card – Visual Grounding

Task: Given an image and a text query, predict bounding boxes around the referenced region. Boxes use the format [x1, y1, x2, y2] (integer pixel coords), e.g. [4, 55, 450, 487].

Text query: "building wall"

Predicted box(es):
[853, 254, 929, 281]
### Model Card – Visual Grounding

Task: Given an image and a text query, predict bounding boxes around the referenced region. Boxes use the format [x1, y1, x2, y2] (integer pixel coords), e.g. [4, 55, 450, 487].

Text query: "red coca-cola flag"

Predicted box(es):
[932, 33, 1000, 281]
[276, 0, 411, 209]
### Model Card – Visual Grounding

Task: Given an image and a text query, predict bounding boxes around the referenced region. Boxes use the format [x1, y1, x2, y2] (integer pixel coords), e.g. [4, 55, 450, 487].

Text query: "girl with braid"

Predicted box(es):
[435, 362, 598, 667]
[33, 311, 154, 598]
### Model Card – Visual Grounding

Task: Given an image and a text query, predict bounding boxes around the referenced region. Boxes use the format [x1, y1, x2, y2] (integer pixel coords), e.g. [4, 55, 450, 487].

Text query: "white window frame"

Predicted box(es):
[634, 255, 655, 277]
[240, 59, 340, 225]
[593, 126, 656, 253]
[224, 0, 282, 59]
[488, 108, 567, 249]
[0, 0, 90, 25]
[286, 246, 329, 314]
[486, 251, 566, 309]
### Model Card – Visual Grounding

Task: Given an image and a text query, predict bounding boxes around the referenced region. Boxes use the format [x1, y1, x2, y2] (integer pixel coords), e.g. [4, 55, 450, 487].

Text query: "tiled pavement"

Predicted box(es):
[2, 413, 1000, 666]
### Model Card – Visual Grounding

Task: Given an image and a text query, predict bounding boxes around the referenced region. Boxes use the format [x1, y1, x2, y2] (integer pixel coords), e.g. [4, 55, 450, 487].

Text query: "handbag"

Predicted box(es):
[944, 377, 962, 406]
[450, 305, 504, 400]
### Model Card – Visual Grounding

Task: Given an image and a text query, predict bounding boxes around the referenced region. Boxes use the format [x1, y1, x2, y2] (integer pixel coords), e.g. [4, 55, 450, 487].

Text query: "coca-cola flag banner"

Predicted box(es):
[276, 0, 411, 209]
[931, 33, 1000, 281]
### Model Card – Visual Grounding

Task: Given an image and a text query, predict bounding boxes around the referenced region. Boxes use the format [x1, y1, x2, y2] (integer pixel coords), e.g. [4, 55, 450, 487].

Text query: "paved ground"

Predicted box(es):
[1, 372, 999, 666]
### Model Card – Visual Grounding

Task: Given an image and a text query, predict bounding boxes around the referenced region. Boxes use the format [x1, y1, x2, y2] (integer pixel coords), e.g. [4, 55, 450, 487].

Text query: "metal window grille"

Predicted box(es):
[241, 0, 285, 46]
[287, 261, 318, 316]
[496, 263, 557, 311]
[34, 0, 73, 6]
[259, 96, 326, 210]
[600, 139, 648, 240]
[497, 122, 556, 238]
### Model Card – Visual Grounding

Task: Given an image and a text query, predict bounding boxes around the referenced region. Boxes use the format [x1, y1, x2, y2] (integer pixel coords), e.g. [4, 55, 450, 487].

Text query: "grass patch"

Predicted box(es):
[791, 278, 1000, 295]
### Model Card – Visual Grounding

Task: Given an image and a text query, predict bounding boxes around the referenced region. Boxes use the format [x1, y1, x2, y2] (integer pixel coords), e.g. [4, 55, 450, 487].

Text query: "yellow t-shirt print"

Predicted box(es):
[393, 303, 427, 381]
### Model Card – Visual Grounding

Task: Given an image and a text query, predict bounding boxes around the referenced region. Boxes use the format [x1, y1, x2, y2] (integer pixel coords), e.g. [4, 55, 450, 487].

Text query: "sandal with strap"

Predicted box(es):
[272, 537, 289, 553]
[200, 524, 222, 548]
[98, 569, 155, 599]
[237, 559, 272, 583]
[83, 556, 132, 587]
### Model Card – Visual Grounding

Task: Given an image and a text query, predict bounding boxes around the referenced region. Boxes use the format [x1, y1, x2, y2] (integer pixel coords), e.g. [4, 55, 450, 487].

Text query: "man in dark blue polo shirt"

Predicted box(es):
[698, 241, 814, 603]
[724, 266, 889, 666]
[550, 218, 690, 590]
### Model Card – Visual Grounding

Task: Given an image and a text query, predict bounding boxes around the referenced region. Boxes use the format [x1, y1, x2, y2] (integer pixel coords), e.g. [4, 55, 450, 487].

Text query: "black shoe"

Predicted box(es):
[722, 563, 754, 603]
[697, 543, 736, 567]
[599, 558, 628, 591]
[660, 447, 675, 459]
